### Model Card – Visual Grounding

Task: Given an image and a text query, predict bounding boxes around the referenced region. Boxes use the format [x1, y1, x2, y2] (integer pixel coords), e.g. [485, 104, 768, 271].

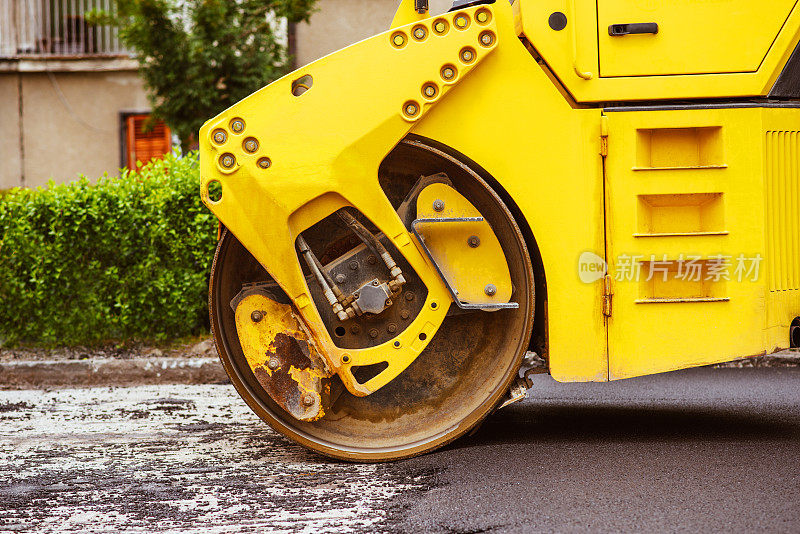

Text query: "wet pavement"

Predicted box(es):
[1, 367, 799, 533]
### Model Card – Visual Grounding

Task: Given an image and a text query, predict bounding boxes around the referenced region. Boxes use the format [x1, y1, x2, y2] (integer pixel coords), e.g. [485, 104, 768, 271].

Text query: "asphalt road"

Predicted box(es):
[1, 367, 798, 533]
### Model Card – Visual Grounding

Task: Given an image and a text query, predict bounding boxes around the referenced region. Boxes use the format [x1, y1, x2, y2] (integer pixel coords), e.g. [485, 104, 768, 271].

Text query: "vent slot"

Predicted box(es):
[635, 127, 725, 170]
[765, 131, 800, 292]
[636, 193, 726, 237]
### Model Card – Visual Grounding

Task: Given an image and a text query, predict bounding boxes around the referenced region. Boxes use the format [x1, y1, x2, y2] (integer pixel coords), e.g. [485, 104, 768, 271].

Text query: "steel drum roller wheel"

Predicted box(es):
[209, 138, 535, 461]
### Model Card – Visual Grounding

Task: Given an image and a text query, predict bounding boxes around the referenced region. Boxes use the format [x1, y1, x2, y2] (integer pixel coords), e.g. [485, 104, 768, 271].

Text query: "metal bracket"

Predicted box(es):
[411, 217, 519, 310]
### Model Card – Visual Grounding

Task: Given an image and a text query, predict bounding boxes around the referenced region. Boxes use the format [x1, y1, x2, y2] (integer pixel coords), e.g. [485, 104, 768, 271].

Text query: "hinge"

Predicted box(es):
[602, 274, 613, 317]
[600, 114, 609, 157]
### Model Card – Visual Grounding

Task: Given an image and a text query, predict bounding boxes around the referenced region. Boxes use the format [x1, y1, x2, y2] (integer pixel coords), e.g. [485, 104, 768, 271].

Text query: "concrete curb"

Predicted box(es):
[0, 357, 228, 389]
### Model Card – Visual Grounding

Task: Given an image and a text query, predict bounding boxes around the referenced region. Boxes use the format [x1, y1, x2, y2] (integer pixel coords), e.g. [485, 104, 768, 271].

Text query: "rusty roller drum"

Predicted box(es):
[209, 139, 534, 461]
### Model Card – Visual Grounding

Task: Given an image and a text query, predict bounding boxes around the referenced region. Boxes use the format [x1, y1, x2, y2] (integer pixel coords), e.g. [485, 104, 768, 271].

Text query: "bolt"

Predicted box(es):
[392, 33, 406, 47]
[213, 130, 227, 144]
[385, 299, 393, 307]
[393, 341, 401, 348]
[302, 394, 315, 407]
[220, 153, 236, 169]
[367, 255, 377, 265]
[350, 324, 361, 335]
[461, 48, 475, 63]
[372, 279, 379, 286]
[476, 10, 489, 23]
[485, 284, 497, 296]
[401, 310, 410, 320]
[387, 323, 398, 333]
[244, 138, 258, 153]
[404, 102, 419, 117]
[480, 32, 494, 46]
[434, 21, 447, 33]
[267, 358, 280, 370]
[455, 15, 469, 28]
[405, 292, 415, 302]
[230, 119, 245, 133]
[468, 235, 481, 248]
[251, 310, 263, 323]
[441, 66, 456, 81]
[349, 260, 359, 270]
[335, 273, 346, 284]
[433, 199, 445, 212]
[413, 26, 427, 40]
[423, 84, 437, 98]
[341, 354, 351, 364]
[257, 157, 271, 169]
[369, 328, 379, 339]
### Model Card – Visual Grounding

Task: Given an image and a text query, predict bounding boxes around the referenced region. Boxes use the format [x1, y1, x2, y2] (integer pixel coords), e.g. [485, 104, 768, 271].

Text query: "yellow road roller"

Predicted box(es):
[200, 0, 800, 460]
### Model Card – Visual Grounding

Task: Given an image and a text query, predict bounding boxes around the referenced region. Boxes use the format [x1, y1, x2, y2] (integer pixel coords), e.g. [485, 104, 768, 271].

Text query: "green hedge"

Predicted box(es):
[0, 152, 217, 346]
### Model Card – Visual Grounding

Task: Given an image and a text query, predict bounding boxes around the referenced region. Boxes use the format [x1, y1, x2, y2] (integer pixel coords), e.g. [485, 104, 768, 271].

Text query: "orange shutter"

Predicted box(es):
[126, 114, 172, 169]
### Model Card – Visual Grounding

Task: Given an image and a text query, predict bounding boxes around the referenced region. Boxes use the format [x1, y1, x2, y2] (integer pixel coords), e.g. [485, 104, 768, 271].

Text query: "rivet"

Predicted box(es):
[413, 26, 427, 40]
[404, 101, 420, 117]
[460, 47, 475, 63]
[244, 137, 259, 153]
[335, 273, 346, 284]
[267, 358, 280, 370]
[422, 83, 438, 99]
[369, 328, 379, 339]
[257, 157, 271, 169]
[387, 323, 398, 334]
[251, 310, 263, 322]
[212, 129, 227, 144]
[433, 199, 445, 212]
[468, 235, 481, 248]
[349, 260, 359, 270]
[230, 118, 245, 133]
[485, 284, 497, 296]
[480, 31, 495, 47]
[220, 153, 236, 169]
[302, 394, 315, 407]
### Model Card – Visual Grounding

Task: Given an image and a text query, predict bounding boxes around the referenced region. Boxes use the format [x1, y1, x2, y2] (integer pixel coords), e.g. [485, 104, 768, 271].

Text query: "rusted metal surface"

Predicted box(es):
[232, 290, 330, 422]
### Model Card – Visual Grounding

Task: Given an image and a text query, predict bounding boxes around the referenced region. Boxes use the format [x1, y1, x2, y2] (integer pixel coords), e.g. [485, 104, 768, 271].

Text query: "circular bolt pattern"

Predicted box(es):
[479, 31, 495, 47]
[302, 394, 315, 407]
[243, 137, 259, 153]
[349, 260, 359, 271]
[422, 83, 438, 99]
[230, 118, 245, 133]
[412, 25, 427, 41]
[433, 199, 445, 212]
[454, 14, 470, 29]
[341, 354, 351, 364]
[433, 19, 448, 34]
[468, 235, 481, 248]
[403, 101, 420, 118]
[387, 323, 398, 334]
[485, 284, 497, 296]
[369, 328, 379, 339]
[267, 358, 280, 371]
[460, 47, 476, 64]
[476, 9, 491, 24]
[335, 273, 346, 284]
[212, 129, 227, 144]
[392, 32, 406, 47]
[400, 310, 410, 320]
[441, 65, 457, 81]
[251, 310, 263, 323]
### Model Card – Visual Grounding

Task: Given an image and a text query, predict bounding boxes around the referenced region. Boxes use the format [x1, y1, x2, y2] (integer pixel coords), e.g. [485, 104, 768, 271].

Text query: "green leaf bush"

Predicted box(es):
[0, 152, 217, 346]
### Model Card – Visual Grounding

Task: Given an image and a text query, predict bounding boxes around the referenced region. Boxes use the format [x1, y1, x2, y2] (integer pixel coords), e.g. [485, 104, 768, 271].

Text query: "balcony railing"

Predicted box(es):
[0, 0, 129, 58]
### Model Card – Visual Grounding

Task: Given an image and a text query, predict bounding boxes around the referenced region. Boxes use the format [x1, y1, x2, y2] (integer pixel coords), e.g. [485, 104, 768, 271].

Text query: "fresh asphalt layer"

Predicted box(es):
[1, 367, 798, 533]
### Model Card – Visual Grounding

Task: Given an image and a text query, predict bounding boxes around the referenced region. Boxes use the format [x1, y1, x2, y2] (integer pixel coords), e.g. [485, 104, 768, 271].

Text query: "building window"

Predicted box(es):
[122, 113, 172, 170]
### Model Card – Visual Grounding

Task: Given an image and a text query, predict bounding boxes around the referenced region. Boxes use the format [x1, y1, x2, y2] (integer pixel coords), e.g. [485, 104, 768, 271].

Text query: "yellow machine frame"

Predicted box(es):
[201, 0, 800, 390]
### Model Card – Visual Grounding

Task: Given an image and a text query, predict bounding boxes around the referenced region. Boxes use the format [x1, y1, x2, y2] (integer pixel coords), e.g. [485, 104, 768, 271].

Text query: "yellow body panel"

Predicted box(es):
[201, 0, 800, 389]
